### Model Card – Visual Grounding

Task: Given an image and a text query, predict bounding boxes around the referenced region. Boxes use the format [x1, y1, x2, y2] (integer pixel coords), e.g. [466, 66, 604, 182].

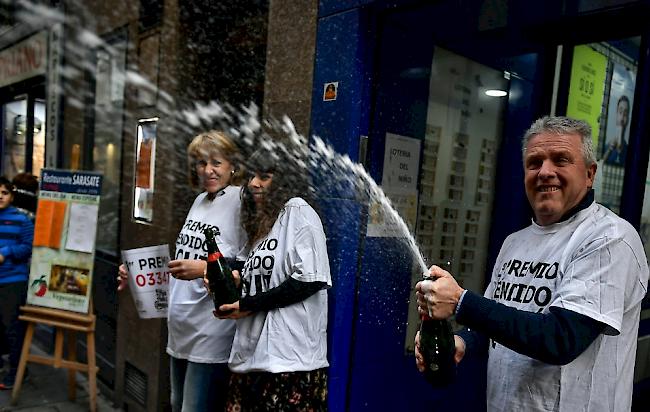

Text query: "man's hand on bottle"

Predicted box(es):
[168, 259, 207, 281]
[414, 332, 466, 371]
[415, 265, 464, 320]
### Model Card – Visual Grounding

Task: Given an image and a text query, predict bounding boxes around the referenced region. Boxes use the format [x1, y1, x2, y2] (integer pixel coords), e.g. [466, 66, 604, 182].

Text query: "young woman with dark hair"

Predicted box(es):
[214, 146, 331, 411]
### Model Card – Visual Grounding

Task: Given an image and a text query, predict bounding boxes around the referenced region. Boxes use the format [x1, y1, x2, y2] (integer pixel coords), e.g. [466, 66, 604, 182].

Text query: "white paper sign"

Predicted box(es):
[367, 133, 421, 237]
[381, 133, 421, 194]
[121, 244, 170, 319]
[65, 203, 99, 253]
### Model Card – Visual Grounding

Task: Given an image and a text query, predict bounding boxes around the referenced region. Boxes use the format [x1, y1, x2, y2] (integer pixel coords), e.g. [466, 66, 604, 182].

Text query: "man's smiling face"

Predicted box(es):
[524, 132, 596, 226]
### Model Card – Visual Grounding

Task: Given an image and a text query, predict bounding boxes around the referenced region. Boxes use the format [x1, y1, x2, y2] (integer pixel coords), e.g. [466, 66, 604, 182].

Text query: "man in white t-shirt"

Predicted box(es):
[415, 116, 649, 411]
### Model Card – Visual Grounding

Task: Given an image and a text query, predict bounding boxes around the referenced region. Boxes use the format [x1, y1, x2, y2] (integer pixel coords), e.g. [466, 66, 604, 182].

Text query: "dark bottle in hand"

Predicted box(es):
[203, 228, 240, 314]
[419, 277, 456, 386]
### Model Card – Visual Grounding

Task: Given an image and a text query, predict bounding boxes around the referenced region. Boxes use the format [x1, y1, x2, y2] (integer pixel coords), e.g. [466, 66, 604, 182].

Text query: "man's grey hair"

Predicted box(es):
[522, 116, 596, 166]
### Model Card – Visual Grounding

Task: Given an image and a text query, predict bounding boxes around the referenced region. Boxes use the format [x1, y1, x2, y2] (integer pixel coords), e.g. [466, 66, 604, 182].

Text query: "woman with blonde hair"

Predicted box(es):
[119, 130, 247, 411]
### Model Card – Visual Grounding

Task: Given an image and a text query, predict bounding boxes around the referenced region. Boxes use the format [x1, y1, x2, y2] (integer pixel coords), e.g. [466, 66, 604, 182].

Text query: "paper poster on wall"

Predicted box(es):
[602, 62, 635, 166]
[27, 169, 103, 313]
[133, 118, 157, 224]
[566, 45, 607, 145]
[366, 192, 419, 238]
[367, 133, 421, 237]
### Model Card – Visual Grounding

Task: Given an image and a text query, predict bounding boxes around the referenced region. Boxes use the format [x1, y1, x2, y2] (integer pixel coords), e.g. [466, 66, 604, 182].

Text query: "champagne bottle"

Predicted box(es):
[203, 228, 240, 314]
[419, 276, 456, 386]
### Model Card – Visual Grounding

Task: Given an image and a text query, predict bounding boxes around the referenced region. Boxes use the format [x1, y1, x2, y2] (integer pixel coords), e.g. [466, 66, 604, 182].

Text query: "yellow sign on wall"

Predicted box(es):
[566, 45, 607, 146]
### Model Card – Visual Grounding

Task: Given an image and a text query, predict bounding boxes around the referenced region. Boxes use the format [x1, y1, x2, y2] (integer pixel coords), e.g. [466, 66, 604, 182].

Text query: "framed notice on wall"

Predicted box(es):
[26, 169, 103, 313]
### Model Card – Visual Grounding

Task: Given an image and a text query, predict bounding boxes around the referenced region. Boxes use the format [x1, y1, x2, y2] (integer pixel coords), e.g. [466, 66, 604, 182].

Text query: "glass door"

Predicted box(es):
[2, 97, 27, 177]
[1, 86, 46, 179]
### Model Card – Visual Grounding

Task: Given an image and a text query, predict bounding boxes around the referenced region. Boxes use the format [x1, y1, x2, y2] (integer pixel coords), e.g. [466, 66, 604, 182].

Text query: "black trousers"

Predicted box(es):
[0, 281, 27, 378]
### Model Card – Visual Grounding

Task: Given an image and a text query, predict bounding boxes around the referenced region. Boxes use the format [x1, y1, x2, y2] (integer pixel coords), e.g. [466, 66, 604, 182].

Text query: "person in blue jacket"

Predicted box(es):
[0, 176, 35, 390]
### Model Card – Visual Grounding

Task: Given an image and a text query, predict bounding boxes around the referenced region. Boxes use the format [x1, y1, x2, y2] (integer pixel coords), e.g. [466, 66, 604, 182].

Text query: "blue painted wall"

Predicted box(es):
[310, 7, 374, 412]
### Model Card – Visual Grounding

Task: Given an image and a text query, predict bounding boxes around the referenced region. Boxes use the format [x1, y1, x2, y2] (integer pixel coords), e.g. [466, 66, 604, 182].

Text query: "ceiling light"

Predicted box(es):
[485, 89, 507, 97]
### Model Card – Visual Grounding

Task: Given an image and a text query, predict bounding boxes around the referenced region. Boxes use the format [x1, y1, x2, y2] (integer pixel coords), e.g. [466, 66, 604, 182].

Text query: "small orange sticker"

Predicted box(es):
[323, 82, 338, 101]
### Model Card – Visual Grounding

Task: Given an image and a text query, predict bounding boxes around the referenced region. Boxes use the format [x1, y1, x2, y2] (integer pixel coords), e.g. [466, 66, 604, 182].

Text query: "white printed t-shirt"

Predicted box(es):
[484, 202, 648, 412]
[229, 197, 331, 373]
[167, 186, 247, 363]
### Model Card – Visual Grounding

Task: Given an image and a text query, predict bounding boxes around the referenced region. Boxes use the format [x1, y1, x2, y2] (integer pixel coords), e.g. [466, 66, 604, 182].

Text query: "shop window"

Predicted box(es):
[413, 46, 507, 290]
[566, 39, 639, 214]
[91, 35, 127, 254]
[408, 47, 509, 354]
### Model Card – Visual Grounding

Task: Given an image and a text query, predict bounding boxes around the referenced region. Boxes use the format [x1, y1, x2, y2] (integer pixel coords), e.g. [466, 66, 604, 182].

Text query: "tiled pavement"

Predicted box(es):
[0, 347, 121, 412]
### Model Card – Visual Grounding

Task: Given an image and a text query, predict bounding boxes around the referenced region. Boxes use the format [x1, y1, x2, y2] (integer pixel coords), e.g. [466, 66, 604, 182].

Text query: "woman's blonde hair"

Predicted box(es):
[187, 130, 245, 189]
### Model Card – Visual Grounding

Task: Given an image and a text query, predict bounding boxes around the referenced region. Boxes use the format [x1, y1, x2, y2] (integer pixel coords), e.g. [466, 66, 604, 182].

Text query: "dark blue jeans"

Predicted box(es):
[169, 356, 230, 412]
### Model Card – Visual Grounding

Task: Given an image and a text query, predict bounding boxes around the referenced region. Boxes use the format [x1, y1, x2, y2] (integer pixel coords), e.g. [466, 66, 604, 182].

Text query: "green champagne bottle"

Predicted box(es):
[419, 277, 456, 386]
[203, 228, 240, 314]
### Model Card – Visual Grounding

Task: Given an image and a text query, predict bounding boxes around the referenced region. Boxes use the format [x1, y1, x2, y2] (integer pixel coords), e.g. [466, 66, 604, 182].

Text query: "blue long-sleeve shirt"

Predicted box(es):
[0, 206, 34, 284]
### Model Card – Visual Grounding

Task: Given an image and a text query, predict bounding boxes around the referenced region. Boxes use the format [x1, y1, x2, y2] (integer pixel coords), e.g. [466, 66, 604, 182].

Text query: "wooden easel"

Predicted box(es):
[11, 301, 98, 412]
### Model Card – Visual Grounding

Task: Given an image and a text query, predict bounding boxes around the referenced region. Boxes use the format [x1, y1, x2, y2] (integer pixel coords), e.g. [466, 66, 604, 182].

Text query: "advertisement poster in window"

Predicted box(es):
[566, 45, 607, 146]
[602, 62, 635, 166]
[26, 169, 103, 314]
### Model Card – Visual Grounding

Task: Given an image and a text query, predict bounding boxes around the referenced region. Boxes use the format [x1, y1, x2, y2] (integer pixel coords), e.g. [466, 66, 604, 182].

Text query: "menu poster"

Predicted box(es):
[27, 169, 103, 313]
